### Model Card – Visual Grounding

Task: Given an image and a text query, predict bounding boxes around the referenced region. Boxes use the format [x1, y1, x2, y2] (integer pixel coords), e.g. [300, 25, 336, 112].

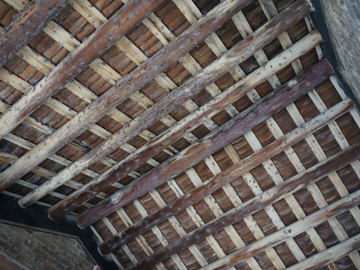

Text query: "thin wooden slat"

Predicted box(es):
[202, 190, 360, 270]
[48, 30, 323, 221]
[76, 58, 333, 228]
[0, 0, 163, 140]
[128, 141, 360, 270]
[286, 235, 360, 270]
[0, 0, 69, 68]
[17, 0, 314, 208]
[0, 0, 253, 195]
[98, 98, 354, 254]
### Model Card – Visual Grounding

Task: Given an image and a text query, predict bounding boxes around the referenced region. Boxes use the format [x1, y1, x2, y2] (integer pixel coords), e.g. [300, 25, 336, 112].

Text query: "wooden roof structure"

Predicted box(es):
[0, 0, 360, 269]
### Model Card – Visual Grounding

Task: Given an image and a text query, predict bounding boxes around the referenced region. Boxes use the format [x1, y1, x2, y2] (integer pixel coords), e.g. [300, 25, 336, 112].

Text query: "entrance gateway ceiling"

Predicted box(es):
[0, 0, 360, 269]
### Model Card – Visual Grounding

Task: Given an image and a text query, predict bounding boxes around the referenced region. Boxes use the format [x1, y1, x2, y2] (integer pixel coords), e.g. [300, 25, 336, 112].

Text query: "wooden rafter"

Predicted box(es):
[202, 189, 360, 270]
[0, 0, 254, 195]
[16, 0, 314, 208]
[0, 0, 69, 68]
[0, 0, 163, 140]
[47, 29, 323, 221]
[76, 58, 334, 228]
[128, 142, 360, 270]
[98, 98, 355, 255]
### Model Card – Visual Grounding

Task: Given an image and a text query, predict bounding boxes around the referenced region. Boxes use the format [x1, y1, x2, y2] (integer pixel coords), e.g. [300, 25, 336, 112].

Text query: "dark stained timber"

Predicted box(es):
[77, 57, 334, 229]
[98, 97, 354, 255]
[0, 0, 70, 68]
[129, 141, 360, 270]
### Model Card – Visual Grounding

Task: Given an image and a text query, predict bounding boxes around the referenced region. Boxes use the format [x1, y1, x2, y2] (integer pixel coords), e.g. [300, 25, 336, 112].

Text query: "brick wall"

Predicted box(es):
[0, 222, 96, 270]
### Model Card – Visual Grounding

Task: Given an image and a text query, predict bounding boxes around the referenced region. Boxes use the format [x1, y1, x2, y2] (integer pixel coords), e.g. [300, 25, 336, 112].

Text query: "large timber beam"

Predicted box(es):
[16, 0, 314, 207]
[76, 58, 333, 229]
[128, 142, 360, 270]
[0, 0, 69, 68]
[286, 234, 360, 270]
[201, 190, 360, 270]
[0, 0, 163, 140]
[48, 30, 323, 221]
[98, 98, 354, 255]
[0, 0, 254, 194]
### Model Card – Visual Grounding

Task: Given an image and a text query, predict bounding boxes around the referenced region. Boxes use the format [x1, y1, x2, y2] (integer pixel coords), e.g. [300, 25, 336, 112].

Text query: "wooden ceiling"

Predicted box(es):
[0, 0, 360, 269]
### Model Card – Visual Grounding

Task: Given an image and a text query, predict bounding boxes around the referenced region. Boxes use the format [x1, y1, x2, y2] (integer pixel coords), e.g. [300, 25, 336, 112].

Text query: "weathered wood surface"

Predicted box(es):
[17, 0, 314, 208]
[0, 0, 252, 195]
[76, 57, 333, 229]
[128, 142, 360, 270]
[1, 0, 250, 194]
[48, 30, 323, 221]
[286, 234, 360, 270]
[0, 0, 163, 140]
[98, 97, 354, 255]
[202, 189, 360, 270]
[0, 0, 69, 68]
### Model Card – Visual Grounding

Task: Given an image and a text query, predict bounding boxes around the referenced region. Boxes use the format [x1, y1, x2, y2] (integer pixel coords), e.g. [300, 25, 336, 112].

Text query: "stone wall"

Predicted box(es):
[318, 0, 360, 103]
[0, 222, 96, 270]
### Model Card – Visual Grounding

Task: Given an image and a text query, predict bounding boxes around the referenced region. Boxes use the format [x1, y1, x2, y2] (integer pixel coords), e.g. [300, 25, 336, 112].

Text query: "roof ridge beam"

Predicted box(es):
[16, 0, 313, 207]
[127, 141, 360, 270]
[0, 0, 69, 68]
[97, 97, 354, 254]
[0, 0, 254, 194]
[76, 57, 333, 229]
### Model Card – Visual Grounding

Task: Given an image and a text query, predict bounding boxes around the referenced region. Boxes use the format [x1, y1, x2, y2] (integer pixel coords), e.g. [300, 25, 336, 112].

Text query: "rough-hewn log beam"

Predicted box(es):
[128, 141, 360, 270]
[16, 0, 313, 207]
[0, 0, 253, 194]
[76, 57, 333, 229]
[201, 190, 360, 270]
[0, 0, 69, 68]
[98, 97, 354, 255]
[48, 30, 323, 221]
[286, 234, 360, 270]
[0, 0, 163, 141]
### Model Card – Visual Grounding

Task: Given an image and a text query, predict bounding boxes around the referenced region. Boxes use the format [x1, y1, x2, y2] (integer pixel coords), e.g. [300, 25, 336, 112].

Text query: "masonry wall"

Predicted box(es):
[0, 222, 95, 270]
[319, 0, 360, 103]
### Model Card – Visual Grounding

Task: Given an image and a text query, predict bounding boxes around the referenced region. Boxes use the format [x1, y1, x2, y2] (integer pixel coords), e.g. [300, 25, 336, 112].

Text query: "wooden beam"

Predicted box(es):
[97, 98, 354, 255]
[48, 30, 323, 221]
[0, 0, 163, 141]
[286, 234, 360, 270]
[0, 0, 253, 194]
[127, 142, 360, 270]
[0, 0, 69, 68]
[201, 190, 360, 270]
[15, 0, 314, 207]
[76, 57, 333, 229]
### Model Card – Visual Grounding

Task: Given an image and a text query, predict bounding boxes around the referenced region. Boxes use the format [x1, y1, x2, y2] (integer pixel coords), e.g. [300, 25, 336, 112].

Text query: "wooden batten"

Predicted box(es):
[98, 98, 354, 255]
[48, 30, 323, 221]
[76, 58, 334, 228]
[2, 0, 253, 197]
[286, 234, 360, 270]
[17, 0, 314, 208]
[0, 0, 164, 140]
[0, 0, 69, 68]
[1, 0, 360, 268]
[129, 142, 360, 270]
[202, 189, 360, 270]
